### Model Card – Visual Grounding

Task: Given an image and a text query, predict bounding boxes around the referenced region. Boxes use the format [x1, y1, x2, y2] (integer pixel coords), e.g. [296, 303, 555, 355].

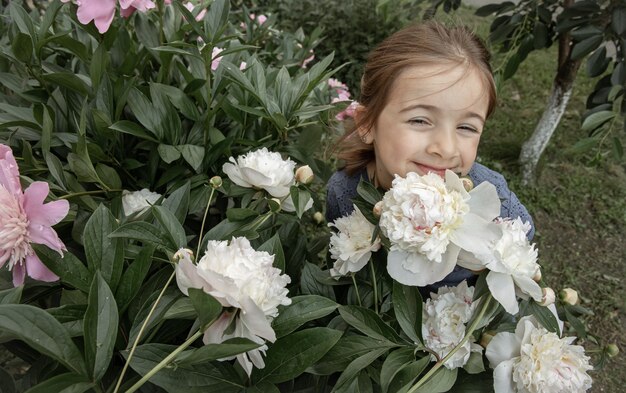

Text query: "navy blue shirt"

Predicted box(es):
[325, 163, 535, 292]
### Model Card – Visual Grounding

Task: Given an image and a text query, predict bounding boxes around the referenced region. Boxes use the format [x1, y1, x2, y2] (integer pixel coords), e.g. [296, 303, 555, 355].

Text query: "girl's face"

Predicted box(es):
[359, 64, 490, 190]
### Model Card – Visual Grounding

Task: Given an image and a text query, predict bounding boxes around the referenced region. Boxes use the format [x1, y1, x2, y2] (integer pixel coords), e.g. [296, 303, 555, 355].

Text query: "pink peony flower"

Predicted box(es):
[75, 0, 117, 33]
[119, 0, 155, 12]
[250, 13, 267, 25]
[336, 101, 358, 121]
[184, 2, 207, 21]
[0, 144, 69, 287]
[211, 47, 224, 71]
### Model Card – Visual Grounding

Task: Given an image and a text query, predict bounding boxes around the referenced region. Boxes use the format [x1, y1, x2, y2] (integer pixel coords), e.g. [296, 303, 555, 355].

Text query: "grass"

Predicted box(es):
[447, 7, 626, 392]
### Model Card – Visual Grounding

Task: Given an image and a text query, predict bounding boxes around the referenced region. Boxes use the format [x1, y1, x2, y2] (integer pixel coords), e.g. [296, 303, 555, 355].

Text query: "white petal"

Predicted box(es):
[222, 161, 250, 188]
[387, 246, 458, 287]
[175, 259, 206, 296]
[512, 274, 542, 301]
[468, 182, 501, 221]
[486, 271, 519, 314]
[239, 296, 276, 342]
[202, 311, 236, 344]
[445, 170, 469, 198]
[492, 359, 516, 393]
[456, 249, 488, 271]
[240, 167, 275, 190]
[485, 332, 520, 368]
[452, 214, 500, 255]
[264, 184, 291, 198]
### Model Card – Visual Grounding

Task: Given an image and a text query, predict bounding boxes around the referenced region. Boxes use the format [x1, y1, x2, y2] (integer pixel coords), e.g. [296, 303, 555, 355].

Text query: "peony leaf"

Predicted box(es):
[187, 288, 222, 329]
[253, 327, 342, 384]
[309, 336, 393, 375]
[521, 300, 561, 336]
[387, 356, 431, 393]
[162, 181, 191, 224]
[83, 204, 123, 291]
[124, 343, 244, 392]
[109, 221, 168, 248]
[447, 369, 494, 392]
[0, 304, 87, 376]
[226, 208, 259, 222]
[289, 186, 312, 219]
[299, 262, 336, 301]
[0, 286, 23, 305]
[0, 367, 15, 393]
[411, 367, 458, 393]
[34, 245, 92, 293]
[115, 245, 155, 314]
[338, 305, 404, 344]
[272, 295, 338, 338]
[392, 281, 424, 345]
[333, 347, 389, 392]
[380, 348, 419, 393]
[83, 271, 119, 382]
[242, 381, 279, 393]
[22, 372, 93, 393]
[127, 288, 181, 347]
[152, 205, 187, 249]
[176, 338, 262, 366]
[258, 234, 285, 273]
[356, 179, 382, 205]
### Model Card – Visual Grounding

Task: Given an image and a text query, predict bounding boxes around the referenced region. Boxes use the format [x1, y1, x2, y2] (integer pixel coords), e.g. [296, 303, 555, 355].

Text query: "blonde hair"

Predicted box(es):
[337, 21, 497, 174]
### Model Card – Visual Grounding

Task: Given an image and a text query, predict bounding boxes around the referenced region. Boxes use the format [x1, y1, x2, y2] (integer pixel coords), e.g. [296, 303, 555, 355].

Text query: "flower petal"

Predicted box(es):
[512, 274, 542, 302]
[23, 182, 69, 226]
[27, 222, 66, 254]
[175, 259, 208, 296]
[452, 213, 500, 255]
[492, 359, 516, 393]
[25, 253, 59, 282]
[485, 332, 520, 368]
[0, 145, 22, 196]
[12, 262, 26, 287]
[239, 296, 276, 342]
[468, 182, 501, 221]
[486, 271, 518, 314]
[456, 249, 487, 271]
[76, 0, 117, 33]
[387, 246, 459, 287]
[203, 311, 235, 344]
[222, 161, 250, 188]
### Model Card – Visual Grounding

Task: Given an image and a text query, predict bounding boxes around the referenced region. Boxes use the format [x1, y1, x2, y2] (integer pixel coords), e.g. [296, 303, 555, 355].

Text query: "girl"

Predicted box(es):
[326, 21, 534, 290]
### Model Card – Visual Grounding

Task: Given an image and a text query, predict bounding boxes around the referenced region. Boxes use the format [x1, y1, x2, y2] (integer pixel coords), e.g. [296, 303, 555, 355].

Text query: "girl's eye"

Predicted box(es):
[458, 125, 480, 133]
[409, 118, 430, 126]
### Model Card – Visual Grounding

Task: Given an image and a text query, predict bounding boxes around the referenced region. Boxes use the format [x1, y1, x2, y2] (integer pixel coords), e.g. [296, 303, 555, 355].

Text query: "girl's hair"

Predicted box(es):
[337, 21, 497, 174]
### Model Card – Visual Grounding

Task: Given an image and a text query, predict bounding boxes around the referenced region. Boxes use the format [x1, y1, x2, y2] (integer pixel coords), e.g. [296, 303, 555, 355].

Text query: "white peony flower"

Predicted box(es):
[122, 189, 161, 217]
[328, 205, 381, 277]
[422, 281, 482, 369]
[485, 316, 593, 393]
[174, 237, 292, 375]
[222, 148, 312, 213]
[469, 218, 542, 315]
[379, 171, 501, 286]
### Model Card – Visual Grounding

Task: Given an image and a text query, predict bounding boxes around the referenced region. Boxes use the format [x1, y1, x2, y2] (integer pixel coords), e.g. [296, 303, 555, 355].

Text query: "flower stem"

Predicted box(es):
[406, 294, 493, 393]
[352, 275, 362, 307]
[196, 186, 217, 258]
[369, 262, 378, 314]
[112, 269, 177, 393]
[125, 329, 203, 393]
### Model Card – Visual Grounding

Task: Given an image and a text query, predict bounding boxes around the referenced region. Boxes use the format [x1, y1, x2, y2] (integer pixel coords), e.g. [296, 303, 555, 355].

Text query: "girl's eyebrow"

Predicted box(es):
[399, 104, 486, 124]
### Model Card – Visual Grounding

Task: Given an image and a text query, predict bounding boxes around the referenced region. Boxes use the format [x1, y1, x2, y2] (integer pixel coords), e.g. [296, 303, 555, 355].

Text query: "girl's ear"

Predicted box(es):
[354, 104, 373, 144]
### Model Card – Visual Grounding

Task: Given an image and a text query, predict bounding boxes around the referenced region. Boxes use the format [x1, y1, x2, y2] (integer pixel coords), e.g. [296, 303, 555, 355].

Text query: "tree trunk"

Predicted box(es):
[518, 0, 581, 185]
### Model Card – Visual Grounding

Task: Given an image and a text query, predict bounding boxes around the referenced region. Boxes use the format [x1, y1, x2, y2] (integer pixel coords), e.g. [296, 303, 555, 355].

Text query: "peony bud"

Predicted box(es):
[373, 201, 383, 218]
[480, 331, 496, 348]
[295, 165, 314, 185]
[268, 197, 281, 213]
[460, 177, 474, 192]
[210, 175, 223, 189]
[606, 344, 619, 358]
[559, 288, 579, 305]
[539, 287, 556, 306]
[313, 211, 324, 225]
[173, 248, 194, 263]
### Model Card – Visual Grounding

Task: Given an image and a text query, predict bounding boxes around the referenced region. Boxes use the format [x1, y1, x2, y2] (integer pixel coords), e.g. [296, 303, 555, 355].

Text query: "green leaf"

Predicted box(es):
[380, 348, 415, 393]
[462, 351, 485, 374]
[524, 300, 561, 336]
[258, 234, 286, 272]
[612, 136, 624, 159]
[253, 327, 342, 384]
[586, 47, 610, 77]
[109, 221, 167, 248]
[42, 73, 90, 96]
[387, 357, 431, 393]
[581, 110, 615, 132]
[243, 381, 280, 393]
[333, 348, 388, 392]
[611, 7, 626, 35]
[83, 205, 123, 290]
[152, 205, 187, 249]
[115, 245, 155, 313]
[448, 369, 494, 392]
[109, 120, 158, 142]
[158, 143, 182, 163]
[23, 373, 93, 393]
[289, 186, 312, 218]
[0, 286, 23, 305]
[34, 245, 91, 293]
[205, 0, 230, 41]
[356, 179, 382, 205]
[309, 335, 397, 375]
[411, 367, 457, 393]
[177, 144, 205, 172]
[176, 338, 262, 366]
[9, 3, 36, 39]
[392, 281, 423, 345]
[95, 163, 122, 190]
[338, 305, 404, 344]
[84, 271, 119, 381]
[125, 344, 244, 392]
[163, 181, 191, 224]
[272, 295, 338, 338]
[0, 304, 87, 375]
[226, 208, 259, 221]
[89, 43, 109, 89]
[188, 288, 222, 328]
[0, 367, 15, 393]
[571, 34, 604, 60]
[128, 288, 180, 346]
[12, 32, 33, 62]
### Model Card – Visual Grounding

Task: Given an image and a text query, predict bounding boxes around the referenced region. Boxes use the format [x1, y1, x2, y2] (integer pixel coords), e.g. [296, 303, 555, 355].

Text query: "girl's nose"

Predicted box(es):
[426, 128, 459, 160]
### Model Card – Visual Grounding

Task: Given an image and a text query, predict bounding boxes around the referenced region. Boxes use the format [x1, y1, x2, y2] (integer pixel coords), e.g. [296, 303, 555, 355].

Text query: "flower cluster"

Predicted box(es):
[121, 188, 161, 217]
[175, 237, 291, 375]
[222, 147, 313, 213]
[61, 0, 157, 33]
[0, 144, 69, 286]
[327, 78, 357, 121]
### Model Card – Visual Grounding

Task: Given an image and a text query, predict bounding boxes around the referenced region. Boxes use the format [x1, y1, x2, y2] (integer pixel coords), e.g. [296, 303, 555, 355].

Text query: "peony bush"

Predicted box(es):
[0, 1, 613, 392]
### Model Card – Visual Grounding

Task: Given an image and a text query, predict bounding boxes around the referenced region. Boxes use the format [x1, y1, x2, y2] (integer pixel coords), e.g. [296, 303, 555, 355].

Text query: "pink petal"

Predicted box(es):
[76, 0, 116, 33]
[23, 182, 69, 226]
[120, 6, 136, 18]
[12, 262, 26, 287]
[27, 224, 66, 254]
[0, 144, 23, 196]
[25, 253, 59, 282]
